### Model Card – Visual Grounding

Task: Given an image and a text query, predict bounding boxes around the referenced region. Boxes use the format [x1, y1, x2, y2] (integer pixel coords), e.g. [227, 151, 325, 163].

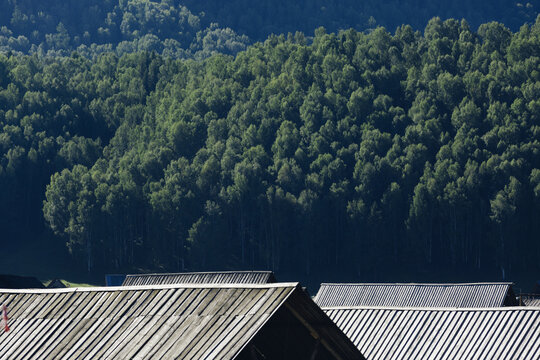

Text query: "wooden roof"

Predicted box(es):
[314, 282, 518, 308]
[323, 306, 540, 360]
[122, 271, 276, 286]
[0, 283, 362, 359]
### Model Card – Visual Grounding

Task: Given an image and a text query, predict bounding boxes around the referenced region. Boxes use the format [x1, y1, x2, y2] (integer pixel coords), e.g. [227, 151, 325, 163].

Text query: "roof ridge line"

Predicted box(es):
[319, 282, 514, 286]
[124, 270, 274, 277]
[0, 282, 299, 294]
[322, 305, 538, 311]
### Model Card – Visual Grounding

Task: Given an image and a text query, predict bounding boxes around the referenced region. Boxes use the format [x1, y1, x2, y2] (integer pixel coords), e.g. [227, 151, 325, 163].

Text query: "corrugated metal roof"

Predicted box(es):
[520, 295, 540, 307]
[0, 283, 363, 360]
[314, 282, 517, 308]
[524, 298, 540, 306]
[122, 271, 276, 286]
[324, 306, 540, 360]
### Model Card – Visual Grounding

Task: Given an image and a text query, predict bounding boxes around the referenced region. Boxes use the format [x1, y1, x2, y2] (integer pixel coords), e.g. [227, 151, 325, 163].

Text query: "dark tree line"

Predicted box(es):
[0, 0, 538, 59]
[2, 17, 537, 281]
[184, 0, 540, 40]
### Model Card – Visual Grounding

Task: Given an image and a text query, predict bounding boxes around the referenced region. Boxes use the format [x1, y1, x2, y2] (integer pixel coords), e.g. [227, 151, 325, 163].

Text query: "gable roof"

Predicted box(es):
[122, 271, 276, 286]
[314, 282, 517, 308]
[0, 283, 362, 360]
[323, 306, 540, 360]
[46, 279, 66, 288]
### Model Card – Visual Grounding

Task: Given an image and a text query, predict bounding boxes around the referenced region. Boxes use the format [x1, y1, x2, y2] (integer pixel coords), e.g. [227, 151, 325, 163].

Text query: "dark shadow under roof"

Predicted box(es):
[122, 270, 276, 286]
[314, 282, 518, 308]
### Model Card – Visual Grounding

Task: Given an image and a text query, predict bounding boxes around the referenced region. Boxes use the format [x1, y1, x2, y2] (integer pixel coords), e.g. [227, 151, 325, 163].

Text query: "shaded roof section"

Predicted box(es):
[324, 306, 540, 360]
[0, 283, 363, 360]
[0, 274, 44, 289]
[314, 282, 518, 308]
[122, 271, 276, 286]
[46, 279, 66, 288]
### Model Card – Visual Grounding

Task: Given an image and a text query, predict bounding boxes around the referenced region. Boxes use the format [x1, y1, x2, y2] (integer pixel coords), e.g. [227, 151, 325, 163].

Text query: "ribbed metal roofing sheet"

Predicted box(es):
[122, 271, 276, 286]
[324, 306, 540, 360]
[0, 283, 363, 360]
[314, 282, 516, 308]
[521, 295, 540, 307]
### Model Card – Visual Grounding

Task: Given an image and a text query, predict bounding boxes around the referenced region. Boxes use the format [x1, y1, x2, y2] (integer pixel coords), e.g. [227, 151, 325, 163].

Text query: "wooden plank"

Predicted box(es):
[124, 315, 181, 360]
[97, 290, 157, 358]
[101, 290, 163, 359]
[90, 290, 155, 359]
[99, 316, 143, 359]
[177, 289, 245, 358]
[0, 318, 34, 358]
[62, 317, 109, 359]
[137, 314, 197, 359]
[217, 287, 292, 358]
[41, 318, 91, 359]
[10, 318, 56, 360]
[23, 318, 74, 360]
[139, 314, 201, 359]
[116, 289, 185, 359]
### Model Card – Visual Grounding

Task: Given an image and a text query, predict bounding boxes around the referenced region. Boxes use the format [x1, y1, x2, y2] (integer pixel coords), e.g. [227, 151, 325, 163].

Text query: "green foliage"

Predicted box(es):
[0, 0, 249, 58]
[0, 0, 538, 60]
[1, 15, 540, 281]
[182, 0, 540, 40]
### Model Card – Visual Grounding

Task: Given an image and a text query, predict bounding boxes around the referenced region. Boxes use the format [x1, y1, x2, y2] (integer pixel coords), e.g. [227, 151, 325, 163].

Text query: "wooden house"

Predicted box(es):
[0, 282, 363, 359]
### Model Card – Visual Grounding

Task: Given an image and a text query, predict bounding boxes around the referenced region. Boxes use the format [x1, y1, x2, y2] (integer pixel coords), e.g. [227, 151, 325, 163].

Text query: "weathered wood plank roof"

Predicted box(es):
[122, 271, 276, 286]
[324, 306, 540, 360]
[0, 283, 362, 360]
[314, 282, 517, 308]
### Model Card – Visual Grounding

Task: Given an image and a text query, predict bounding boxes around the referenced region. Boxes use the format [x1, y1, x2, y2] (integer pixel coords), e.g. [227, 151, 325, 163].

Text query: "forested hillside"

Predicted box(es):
[0, 0, 250, 58]
[184, 0, 540, 40]
[0, 0, 538, 58]
[1, 16, 538, 283]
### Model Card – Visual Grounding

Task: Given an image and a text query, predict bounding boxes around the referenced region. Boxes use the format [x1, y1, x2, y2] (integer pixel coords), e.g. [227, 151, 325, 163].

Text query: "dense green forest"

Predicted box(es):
[1, 12, 539, 284]
[0, 0, 538, 58]
[0, 0, 250, 58]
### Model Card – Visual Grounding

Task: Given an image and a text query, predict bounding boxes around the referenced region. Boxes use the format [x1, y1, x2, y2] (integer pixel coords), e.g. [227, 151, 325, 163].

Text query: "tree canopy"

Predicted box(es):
[0, 0, 539, 286]
[0, 0, 538, 58]
[1, 16, 538, 283]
